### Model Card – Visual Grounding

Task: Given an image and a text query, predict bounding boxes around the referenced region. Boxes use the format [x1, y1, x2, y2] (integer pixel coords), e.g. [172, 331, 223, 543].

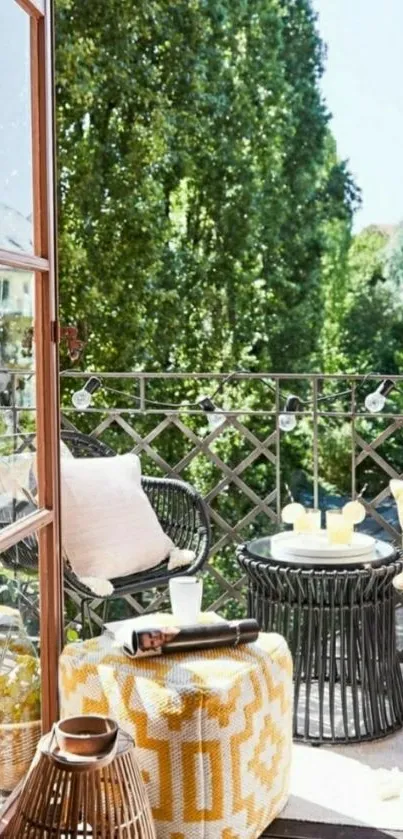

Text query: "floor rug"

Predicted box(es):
[280, 727, 403, 831]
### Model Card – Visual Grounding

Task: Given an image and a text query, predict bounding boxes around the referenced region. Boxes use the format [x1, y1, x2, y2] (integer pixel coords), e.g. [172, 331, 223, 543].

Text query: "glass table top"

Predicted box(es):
[245, 534, 398, 569]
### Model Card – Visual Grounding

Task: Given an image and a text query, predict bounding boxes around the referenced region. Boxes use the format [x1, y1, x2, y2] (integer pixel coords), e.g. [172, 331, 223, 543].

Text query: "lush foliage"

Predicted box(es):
[56, 0, 358, 376]
[315, 223, 403, 496]
[320, 225, 403, 374]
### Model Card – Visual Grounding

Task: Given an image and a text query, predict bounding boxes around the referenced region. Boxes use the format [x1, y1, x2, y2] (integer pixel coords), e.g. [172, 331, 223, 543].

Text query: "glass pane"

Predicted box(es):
[0, 266, 37, 797]
[0, 540, 41, 797]
[0, 266, 36, 536]
[0, 2, 33, 254]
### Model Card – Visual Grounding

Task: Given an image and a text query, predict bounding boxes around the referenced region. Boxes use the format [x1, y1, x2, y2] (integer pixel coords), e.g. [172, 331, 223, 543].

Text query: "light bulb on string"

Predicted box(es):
[72, 377, 102, 410]
[364, 379, 394, 414]
[278, 395, 301, 433]
[279, 412, 297, 432]
[198, 395, 226, 432]
[207, 410, 226, 432]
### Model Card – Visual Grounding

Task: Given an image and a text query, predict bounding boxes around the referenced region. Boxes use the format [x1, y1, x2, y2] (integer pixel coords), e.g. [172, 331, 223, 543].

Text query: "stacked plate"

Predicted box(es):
[271, 530, 377, 565]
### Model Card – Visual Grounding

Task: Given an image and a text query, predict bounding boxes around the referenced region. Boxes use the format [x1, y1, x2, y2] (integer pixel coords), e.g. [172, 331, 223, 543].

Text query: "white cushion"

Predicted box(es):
[0, 453, 35, 499]
[60, 440, 74, 459]
[390, 479, 403, 530]
[61, 454, 173, 580]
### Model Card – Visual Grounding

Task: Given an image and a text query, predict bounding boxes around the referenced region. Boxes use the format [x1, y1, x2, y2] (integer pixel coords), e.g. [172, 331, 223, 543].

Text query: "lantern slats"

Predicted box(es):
[11, 729, 156, 838]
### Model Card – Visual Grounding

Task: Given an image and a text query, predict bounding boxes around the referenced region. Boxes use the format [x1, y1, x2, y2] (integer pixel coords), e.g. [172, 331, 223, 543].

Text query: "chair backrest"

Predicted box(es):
[0, 433, 115, 570]
[61, 431, 116, 459]
[1, 429, 210, 581]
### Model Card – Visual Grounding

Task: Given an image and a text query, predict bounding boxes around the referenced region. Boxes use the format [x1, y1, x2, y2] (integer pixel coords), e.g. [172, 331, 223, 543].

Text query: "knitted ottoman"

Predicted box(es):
[59, 621, 292, 839]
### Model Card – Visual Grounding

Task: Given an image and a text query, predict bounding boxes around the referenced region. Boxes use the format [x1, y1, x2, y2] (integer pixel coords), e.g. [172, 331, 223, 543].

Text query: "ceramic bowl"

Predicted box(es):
[55, 715, 118, 757]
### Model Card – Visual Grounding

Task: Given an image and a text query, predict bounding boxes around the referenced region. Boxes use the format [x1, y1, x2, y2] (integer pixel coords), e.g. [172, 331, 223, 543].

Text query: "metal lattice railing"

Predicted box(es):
[60, 372, 403, 624]
[2, 371, 403, 630]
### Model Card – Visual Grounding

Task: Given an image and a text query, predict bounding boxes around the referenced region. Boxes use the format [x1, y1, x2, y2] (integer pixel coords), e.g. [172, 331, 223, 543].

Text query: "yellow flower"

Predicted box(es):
[0, 653, 40, 724]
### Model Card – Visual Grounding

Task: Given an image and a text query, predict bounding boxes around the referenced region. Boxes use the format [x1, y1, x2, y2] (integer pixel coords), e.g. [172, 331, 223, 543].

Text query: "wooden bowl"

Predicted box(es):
[55, 716, 118, 757]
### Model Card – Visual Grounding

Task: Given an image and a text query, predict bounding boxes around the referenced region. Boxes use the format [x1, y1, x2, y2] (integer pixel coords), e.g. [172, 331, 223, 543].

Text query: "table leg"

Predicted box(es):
[247, 570, 403, 744]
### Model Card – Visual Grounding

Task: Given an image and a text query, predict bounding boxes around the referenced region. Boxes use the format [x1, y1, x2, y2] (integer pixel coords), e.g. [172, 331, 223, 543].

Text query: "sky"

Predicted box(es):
[313, 0, 403, 232]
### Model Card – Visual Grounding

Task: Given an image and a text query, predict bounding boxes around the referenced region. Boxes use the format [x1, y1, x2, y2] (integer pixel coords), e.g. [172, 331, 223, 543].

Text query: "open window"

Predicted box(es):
[0, 0, 61, 808]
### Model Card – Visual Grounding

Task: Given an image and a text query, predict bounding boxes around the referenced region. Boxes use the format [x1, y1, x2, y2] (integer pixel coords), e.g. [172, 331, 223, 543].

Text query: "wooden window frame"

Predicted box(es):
[16, 0, 45, 19]
[0, 0, 62, 744]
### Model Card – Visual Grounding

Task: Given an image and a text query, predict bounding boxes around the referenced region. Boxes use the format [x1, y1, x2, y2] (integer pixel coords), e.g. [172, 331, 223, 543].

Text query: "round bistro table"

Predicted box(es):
[237, 535, 403, 744]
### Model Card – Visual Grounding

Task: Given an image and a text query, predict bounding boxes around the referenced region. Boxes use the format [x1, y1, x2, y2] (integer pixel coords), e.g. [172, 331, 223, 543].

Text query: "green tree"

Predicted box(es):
[338, 226, 403, 373]
[313, 133, 358, 372]
[315, 224, 403, 498]
[384, 222, 403, 290]
[56, 0, 356, 377]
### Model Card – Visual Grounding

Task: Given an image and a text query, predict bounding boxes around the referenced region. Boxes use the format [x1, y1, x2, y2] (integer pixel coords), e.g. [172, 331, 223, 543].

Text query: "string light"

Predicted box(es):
[70, 376, 227, 431]
[72, 377, 102, 410]
[279, 395, 301, 432]
[364, 379, 394, 414]
[197, 396, 226, 431]
[66, 370, 401, 429]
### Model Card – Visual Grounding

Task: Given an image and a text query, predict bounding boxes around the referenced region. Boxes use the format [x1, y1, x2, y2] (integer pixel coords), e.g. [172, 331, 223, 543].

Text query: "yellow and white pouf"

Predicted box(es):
[59, 623, 292, 839]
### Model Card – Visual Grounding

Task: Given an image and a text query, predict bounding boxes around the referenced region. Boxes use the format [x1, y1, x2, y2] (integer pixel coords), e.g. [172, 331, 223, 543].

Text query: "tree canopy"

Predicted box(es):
[320, 224, 403, 375]
[56, 0, 358, 376]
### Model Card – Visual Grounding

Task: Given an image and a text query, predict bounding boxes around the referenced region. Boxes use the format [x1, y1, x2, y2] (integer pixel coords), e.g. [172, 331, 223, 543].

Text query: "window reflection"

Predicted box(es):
[0, 2, 33, 254]
[0, 266, 34, 366]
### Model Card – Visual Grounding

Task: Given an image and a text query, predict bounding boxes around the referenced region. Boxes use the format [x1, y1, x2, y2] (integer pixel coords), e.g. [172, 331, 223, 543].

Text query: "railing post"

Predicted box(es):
[351, 381, 356, 499]
[313, 376, 319, 509]
[139, 377, 146, 413]
[276, 378, 281, 523]
[11, 371, 17, 454]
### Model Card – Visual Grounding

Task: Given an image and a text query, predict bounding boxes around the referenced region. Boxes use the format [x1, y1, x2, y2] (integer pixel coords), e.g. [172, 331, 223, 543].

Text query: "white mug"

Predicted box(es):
[169, 577, 203, 625]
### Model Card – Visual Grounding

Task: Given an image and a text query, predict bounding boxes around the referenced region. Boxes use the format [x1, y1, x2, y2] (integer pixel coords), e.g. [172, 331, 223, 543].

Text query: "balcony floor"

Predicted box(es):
[263, 821, 403, 838]
[259, 726, 403, 838]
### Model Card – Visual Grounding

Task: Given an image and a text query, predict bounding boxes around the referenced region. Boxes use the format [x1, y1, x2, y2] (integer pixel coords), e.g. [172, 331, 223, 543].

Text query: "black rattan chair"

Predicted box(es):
[0, 431, 210, 629]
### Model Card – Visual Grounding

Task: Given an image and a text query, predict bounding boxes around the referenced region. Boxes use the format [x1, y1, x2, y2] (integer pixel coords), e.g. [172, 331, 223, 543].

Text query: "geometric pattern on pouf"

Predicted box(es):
[59, 627, 292, 839]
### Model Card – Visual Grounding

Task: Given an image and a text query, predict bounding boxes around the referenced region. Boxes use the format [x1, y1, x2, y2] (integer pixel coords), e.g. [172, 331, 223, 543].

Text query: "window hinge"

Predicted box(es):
[59, 325, 86, 362]
[50, 321, 58, 344]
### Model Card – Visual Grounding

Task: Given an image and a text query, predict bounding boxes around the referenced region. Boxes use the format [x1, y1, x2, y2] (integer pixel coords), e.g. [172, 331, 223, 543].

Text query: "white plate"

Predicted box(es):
[271, 530, 375, 559]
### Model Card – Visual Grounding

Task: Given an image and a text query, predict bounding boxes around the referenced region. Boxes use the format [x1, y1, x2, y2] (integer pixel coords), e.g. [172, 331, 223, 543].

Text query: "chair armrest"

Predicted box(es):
[64, 477, 211, 600]
[141, 475, 210, 574]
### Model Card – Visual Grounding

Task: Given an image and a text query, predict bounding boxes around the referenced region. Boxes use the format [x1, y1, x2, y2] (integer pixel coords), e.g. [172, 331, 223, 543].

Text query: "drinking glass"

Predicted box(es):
[294, 511, 310, 533]
[306, 508, 321, 533]
[326, 510, 353, 545]
[169, 577, 203, 624]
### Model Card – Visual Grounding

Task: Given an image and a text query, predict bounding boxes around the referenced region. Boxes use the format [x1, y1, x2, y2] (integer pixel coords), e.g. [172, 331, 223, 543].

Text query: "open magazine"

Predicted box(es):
[105, 615, 259, 659]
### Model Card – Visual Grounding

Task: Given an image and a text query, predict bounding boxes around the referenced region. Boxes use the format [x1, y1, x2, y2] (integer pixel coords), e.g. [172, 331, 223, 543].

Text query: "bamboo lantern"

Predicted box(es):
[11, 718, 156, 839]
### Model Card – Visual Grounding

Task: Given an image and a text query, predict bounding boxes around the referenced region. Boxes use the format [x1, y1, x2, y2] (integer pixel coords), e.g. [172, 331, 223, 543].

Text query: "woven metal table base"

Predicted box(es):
[238, 550, 403, 744]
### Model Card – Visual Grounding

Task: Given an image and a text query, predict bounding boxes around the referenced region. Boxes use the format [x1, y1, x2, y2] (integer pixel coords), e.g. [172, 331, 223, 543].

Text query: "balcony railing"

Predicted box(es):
[2, 371, 403, 630]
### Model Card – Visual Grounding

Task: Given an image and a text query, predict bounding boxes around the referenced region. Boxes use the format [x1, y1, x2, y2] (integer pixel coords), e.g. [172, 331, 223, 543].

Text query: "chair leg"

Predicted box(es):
[81, 599, 94, 640]
[87, 601, 95, 638]
[80, 599, 87, 640]
[102, 599, 109, 626]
